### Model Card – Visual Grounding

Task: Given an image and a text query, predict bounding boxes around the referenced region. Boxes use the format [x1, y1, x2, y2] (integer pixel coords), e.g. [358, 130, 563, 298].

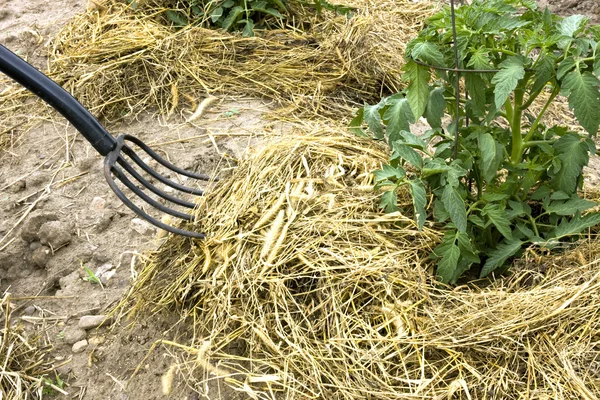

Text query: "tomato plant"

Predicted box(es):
[352, 0, 600, 283]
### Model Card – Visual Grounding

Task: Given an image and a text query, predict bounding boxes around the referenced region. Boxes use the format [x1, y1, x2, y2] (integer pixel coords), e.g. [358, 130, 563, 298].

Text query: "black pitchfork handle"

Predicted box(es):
[0, 44, 116, 156]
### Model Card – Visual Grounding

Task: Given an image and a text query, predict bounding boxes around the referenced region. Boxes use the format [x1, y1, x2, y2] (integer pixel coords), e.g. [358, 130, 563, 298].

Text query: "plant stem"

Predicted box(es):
[450, 0, 461, 159]
[528, 215, 540, 237]
[489, 48, 519, 56]
[524, 86, 559, 142]
[510, 89, 524, 165]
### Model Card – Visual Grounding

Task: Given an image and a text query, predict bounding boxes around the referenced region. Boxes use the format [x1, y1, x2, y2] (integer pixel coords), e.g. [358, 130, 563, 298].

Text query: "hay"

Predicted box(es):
[48, 0, 435, 122]
[119, 124, 600, 399]
[0, 293, 61, 399]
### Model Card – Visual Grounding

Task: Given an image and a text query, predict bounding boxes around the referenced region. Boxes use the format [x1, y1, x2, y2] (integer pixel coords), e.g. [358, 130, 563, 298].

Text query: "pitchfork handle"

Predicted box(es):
[0, 44, 116, 156]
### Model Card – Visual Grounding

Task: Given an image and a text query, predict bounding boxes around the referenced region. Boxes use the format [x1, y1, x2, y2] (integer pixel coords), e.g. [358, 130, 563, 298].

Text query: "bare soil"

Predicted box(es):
[1, 0, 600, 399]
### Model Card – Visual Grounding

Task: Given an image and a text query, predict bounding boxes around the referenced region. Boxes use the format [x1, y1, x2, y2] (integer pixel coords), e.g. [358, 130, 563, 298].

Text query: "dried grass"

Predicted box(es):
[0, 292, 60, 399]
[119, 124, 600, 399]
[47, 0, 435, 122]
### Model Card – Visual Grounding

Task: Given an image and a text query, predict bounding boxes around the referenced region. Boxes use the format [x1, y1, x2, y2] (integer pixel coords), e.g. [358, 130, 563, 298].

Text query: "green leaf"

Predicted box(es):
[411, 42, 445, 67]
[442, 186, 467, 233]
[363, 101, 385, 140]
[424, 87, 446, 129]
[436, 235, 461, 284]
[398, 130, 427, 151]
[483, 203, 513, 240]
[166, 10, 188, 26]
[594, 43, 600, 76]
[211, 6, 224, 22]
[392, 142, 423, 169]
[379, 190, 399, 213]
[466, 73, 487, 117]
[553, 213, 600, 239]
[478, 132, 498, 183]
[349, 108, 366, 137]
[492, 56, 526, 109]
[551, 133, 590, 194]
[383, 98, 415, 140]
[456, 232, 480, 264]
[467, 48, 493, 70]
[545, 198, 596, 216]
[559, 14, 586, 37]
[373, 164, 405, 182]
[222, 6, 244, 30]
[562, 70, 600, 135]
[557, 57, 577, 80]
[409, 179, 427, 230]
[480, 239, 522, 277]
[550, 191, 571, 200]
[404, 60, 431, 120]
[242, 19, 255, 37]
[222, 0, 235, 7]
[531, 55, 555, 93]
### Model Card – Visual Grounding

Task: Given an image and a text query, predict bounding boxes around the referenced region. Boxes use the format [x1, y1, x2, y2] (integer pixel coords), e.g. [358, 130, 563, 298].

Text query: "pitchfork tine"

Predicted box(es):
[0, 44, 213, 238]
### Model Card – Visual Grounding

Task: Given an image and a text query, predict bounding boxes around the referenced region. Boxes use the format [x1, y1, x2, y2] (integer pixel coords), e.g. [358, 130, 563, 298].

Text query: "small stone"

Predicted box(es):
[88, 336, 106, 347]
[100, 270, 117, 286]
[78, 315, 110, 330]
[64, 326, 87, 345]
[23, 306, 36, 315]
[72, 339, 88, 353]
[72, 306, 101, 319]
[38, 221, 72, 249]
[20, 211, 59, 242]
[131, 218, 155, 236]
[29, 242, 42, 251]
[30, 246, 51, 268]
[90, 197, 107, 212]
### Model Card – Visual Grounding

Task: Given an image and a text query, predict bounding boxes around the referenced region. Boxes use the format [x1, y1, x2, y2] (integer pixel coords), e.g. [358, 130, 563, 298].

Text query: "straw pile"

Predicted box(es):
[0, 293, 59, 399]
[121, 125, 600, 399]
[48, 0, 435, 122]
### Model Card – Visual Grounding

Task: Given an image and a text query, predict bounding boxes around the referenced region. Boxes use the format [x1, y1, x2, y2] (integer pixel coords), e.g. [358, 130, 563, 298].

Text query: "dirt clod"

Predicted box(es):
[38, 220, 72, 248]
[30, 245, 51, 268]
[20, 210, 59, 242]
[64, 325, 87, 345]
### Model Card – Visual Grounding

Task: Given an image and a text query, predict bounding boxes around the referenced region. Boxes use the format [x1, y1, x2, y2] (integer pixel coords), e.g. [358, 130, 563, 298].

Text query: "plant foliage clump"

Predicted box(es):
[352, 0, 600, 283]
[131, 0, 353, 36]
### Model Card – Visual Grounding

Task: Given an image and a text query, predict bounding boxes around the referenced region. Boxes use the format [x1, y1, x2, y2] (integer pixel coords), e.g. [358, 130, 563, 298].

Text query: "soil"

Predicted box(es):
[0, 0, 599, 399]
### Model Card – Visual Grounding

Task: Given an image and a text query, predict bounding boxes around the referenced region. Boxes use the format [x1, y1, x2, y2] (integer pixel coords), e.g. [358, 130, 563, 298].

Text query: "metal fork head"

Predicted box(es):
[103, 134, 213, 238]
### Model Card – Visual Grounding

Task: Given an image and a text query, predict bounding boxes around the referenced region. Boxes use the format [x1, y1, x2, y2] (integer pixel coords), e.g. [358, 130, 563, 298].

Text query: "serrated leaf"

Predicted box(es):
[492, 56, 526, 109]
[532, 55, 555, 93]
[550, 191, 571, 200]
[363, 101, 385, 140]
[594, 43, 600, 76]
[466, 73, 487, 117]
[482, 192, 508, 202]
[467, 48, 493, 70]
[442, 186, 467, 233]
[559, 14, 586, 37]
[398, 130, 427, 151]
[457, 232, 480, 264]
[379, 190, 399, 213]
[436, 237, 461, 284]
[545, 198, 596, 216]
[478, 133, 498, 183]
[480, 239, 522, 277]
[411, 42, 445, 67]
[554, 213, 600, 238]
[551, 133, 589, 194]
[424, 87, 445, 129]
[557, 57, 577, 80]
[392, 142, 423, 169]
[532, 185, 551, 200]
[483, 203, 513, 240]
[242, 19, 255, 37]
[373, 164, 405, 182]
[383, 98, 414, 140]
[349, 108, 366, 137]
[404, 61, 430, 120]
[222, 6, 244, 30]
[409, 179, 427, 230]
[562, 70, 600, 135]
[222, 0, 235, 7]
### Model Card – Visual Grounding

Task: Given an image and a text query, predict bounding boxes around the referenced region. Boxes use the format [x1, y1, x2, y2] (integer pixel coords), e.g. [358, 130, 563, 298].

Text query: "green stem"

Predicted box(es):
[504, 98, 514, 122]
[489, 48, 519, 57]
[523, 86, 559, 143]
[523, 140, 554, 148]
[520, 89, 542, 110]
[528, 215, 540, 237]
[510, 89, 525, 165]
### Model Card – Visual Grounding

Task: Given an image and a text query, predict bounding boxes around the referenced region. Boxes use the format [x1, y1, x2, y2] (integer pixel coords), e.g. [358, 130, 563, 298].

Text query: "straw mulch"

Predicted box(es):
[0, 292, 61, 399]
[47, 0, 435, 122]
[120, 125, 600, 399]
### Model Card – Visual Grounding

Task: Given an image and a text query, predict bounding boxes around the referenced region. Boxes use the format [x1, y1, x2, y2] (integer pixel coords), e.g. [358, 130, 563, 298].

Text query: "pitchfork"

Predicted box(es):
[0, 44, 212, 238]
